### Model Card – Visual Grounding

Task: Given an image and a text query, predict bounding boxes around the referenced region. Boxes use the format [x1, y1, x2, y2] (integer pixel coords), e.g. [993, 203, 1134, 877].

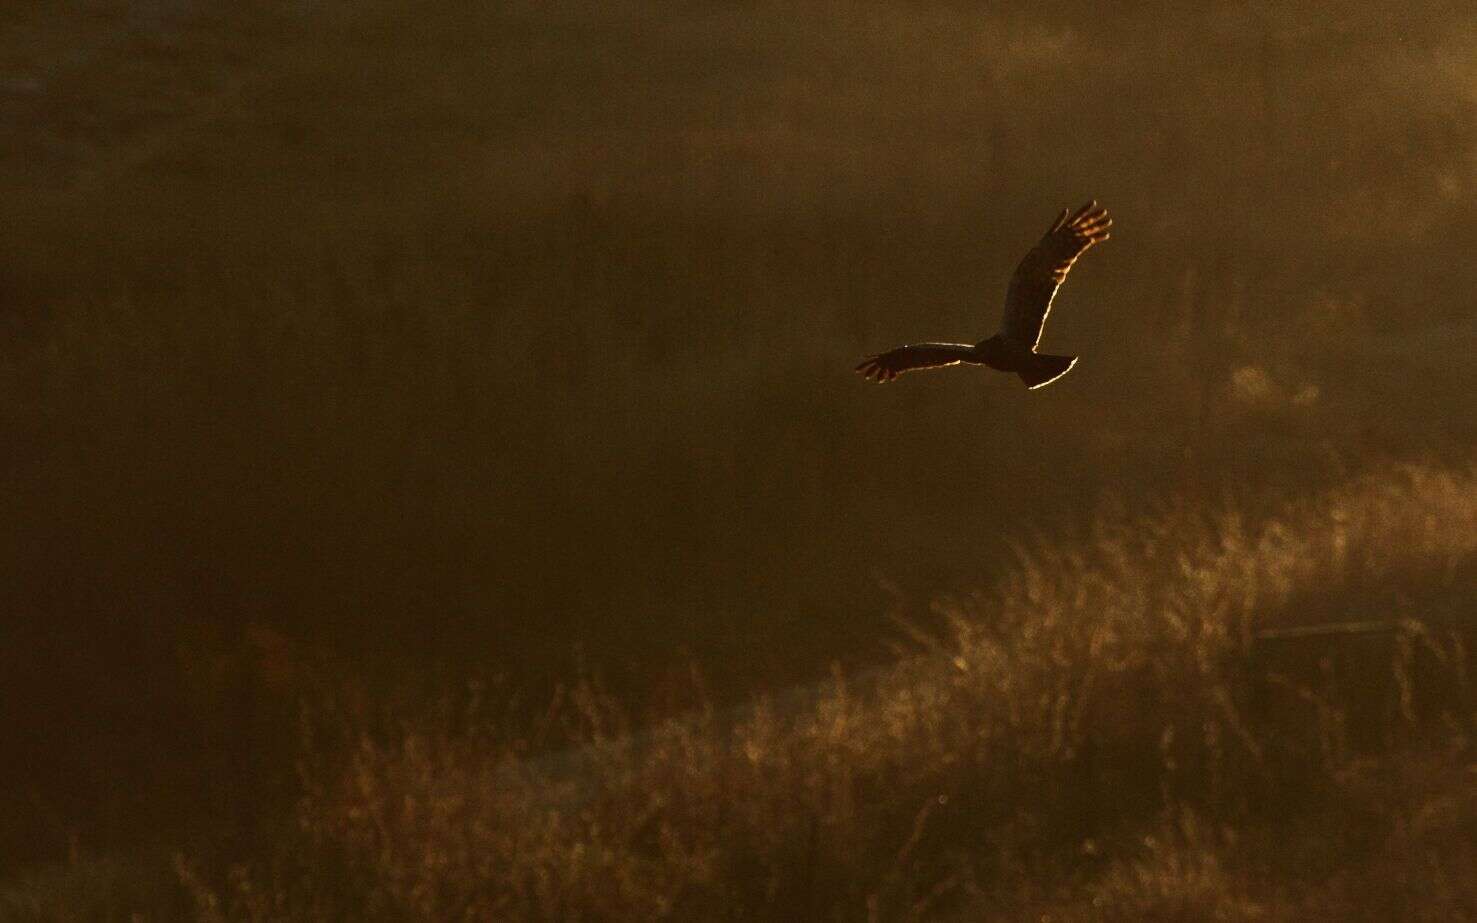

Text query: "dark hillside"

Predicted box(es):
[1, 1, 1474, 909]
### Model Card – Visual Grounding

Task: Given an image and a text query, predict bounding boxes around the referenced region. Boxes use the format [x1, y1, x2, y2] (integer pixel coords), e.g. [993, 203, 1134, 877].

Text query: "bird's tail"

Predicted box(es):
[1018, 353, 1078, 389]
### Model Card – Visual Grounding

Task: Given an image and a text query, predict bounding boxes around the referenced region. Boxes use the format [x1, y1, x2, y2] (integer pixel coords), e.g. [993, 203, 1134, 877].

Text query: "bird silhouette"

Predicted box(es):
[855, 201, 1111, 389]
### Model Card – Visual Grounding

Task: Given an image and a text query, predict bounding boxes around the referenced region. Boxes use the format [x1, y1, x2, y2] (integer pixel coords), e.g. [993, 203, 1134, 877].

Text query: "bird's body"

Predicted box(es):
[855, 201, 1110, 390]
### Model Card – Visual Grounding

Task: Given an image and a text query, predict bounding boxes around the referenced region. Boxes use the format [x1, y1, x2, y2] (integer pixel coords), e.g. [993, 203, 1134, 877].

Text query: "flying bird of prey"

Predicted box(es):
[855, 201, 1111, 389]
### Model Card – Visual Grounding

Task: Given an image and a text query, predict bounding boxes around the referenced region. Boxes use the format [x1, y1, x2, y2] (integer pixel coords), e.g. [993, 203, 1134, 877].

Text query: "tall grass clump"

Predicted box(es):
[186, 462, 1476, 920]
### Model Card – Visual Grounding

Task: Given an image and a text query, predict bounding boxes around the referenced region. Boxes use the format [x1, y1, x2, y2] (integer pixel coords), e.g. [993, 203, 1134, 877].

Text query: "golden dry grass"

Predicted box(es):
[165, 462, 1477, 921]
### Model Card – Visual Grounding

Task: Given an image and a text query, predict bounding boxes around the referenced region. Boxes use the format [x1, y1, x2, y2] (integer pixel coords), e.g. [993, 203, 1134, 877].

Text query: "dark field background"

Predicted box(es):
[3, 1, 1476, 918]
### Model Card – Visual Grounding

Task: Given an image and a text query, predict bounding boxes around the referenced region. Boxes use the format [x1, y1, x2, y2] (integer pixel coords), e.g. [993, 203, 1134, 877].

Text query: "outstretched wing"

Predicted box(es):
[1001, 201, 1111, 349]
[854, 343, 977, 383]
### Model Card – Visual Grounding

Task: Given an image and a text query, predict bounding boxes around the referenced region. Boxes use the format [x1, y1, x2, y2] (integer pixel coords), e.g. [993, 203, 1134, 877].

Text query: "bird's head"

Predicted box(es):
[972, 335, 1013, 364]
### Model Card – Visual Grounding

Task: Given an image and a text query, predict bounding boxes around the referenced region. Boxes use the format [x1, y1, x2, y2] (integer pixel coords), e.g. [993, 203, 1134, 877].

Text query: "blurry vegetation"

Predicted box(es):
[2, 0, 1476, 916]
[172, 463, 1474, 919]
